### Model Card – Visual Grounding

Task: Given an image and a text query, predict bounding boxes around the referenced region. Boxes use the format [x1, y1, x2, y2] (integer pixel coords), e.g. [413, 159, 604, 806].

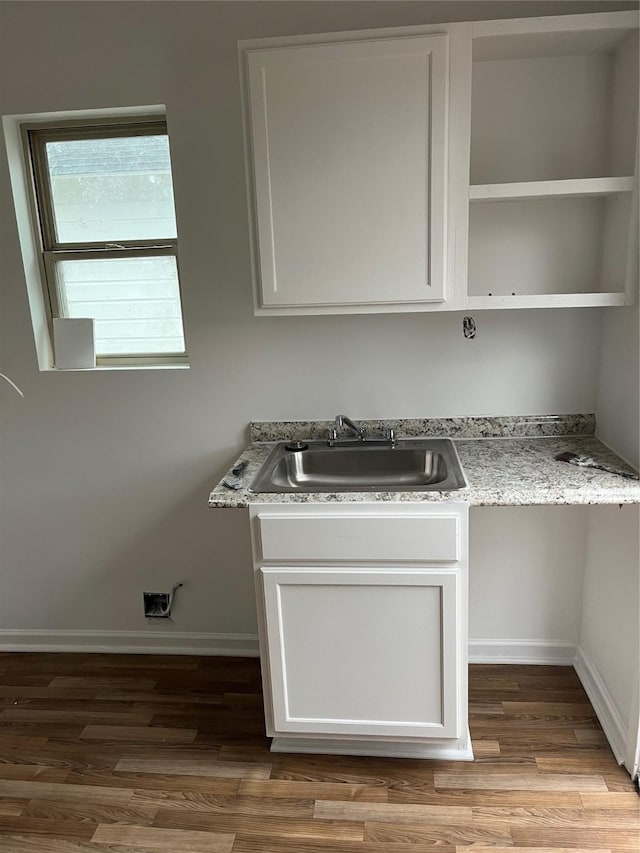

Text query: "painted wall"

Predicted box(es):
[595, 304, 640, 469]
[469, 506, 587, 659]
[579, 505, 640, 766]
[0, 1, 636, 648]
[594, 23, 640, 469]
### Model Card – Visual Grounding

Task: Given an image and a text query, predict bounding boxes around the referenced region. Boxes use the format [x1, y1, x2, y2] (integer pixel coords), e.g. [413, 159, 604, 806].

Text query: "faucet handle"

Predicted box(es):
[327, 427, 337, 446]
[385, 428, 396, 446]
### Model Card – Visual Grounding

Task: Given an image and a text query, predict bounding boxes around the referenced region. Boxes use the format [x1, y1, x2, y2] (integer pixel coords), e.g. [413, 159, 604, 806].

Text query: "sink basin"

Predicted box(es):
[250, 439, 468, 493]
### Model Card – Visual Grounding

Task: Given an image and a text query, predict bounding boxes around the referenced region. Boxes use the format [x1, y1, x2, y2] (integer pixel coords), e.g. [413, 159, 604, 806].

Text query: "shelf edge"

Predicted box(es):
[469, 177, 634, 202]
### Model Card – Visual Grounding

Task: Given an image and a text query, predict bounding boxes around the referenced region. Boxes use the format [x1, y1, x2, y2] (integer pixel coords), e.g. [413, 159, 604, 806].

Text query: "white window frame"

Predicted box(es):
[22, 115, 188, 367]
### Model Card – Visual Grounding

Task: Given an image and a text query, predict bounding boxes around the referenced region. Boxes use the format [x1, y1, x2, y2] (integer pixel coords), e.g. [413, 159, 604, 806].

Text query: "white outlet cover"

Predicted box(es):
[53, 318, 96, 369]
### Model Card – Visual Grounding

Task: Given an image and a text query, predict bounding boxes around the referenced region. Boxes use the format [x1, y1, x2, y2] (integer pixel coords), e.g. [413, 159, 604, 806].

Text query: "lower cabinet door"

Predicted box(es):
[260, 567, 460, 739]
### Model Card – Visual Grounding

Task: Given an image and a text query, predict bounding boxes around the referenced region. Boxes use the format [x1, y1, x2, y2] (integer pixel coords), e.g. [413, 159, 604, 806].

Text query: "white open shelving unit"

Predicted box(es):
[466, 12, 639, 310]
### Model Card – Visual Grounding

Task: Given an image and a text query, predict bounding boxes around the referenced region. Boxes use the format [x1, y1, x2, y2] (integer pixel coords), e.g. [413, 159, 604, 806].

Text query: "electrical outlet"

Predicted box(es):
[143, 592, 171, 619]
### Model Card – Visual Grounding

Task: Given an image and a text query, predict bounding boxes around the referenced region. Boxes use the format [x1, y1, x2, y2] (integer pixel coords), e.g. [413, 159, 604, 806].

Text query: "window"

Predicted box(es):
[25, 117, 187, 365]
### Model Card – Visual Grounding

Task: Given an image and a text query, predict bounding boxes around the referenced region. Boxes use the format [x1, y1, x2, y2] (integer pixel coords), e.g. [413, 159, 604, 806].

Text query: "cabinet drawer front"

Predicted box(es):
[256, 512, 459, 562]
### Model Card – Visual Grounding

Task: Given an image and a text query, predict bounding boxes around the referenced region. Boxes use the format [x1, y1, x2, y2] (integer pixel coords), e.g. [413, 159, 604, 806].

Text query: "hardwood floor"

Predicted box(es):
[0, 653, 636, 852]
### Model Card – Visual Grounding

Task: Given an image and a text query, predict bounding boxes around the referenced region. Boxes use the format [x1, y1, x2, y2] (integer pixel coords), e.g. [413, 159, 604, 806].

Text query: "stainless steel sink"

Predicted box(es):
[250, 439, 468, 493]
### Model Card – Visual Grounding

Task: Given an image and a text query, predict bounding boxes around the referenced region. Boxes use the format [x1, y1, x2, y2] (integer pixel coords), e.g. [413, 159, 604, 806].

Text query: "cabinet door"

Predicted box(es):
[260, 567, 459, 738]
[246, 35, 449, 309]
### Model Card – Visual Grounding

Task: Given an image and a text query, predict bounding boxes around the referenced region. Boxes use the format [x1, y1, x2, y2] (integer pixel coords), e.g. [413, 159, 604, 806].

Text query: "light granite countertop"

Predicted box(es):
[208, 416, 640, 508]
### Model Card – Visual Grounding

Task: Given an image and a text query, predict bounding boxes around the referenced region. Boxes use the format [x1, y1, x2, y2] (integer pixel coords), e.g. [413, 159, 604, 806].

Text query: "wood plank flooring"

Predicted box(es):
[0, 654, 636, 852]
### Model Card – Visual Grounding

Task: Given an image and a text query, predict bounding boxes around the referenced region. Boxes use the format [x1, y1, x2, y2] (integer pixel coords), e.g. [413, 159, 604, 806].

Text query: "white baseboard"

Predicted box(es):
[574, 644, 628, 765]
[0, 632, 574, 664]
[0, 629, 260, 657]
[469, 639, 576, 665]
[271, 732, 474, 761]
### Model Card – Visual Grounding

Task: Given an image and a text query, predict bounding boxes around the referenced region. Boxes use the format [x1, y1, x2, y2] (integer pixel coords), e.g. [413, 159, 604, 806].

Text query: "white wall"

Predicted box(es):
[594, 23, 640, 469]
[578, 505, 640, 768]
[0, 1, 636, 648]
[595, 304, 640, 469]
[469, 506, 587, 661]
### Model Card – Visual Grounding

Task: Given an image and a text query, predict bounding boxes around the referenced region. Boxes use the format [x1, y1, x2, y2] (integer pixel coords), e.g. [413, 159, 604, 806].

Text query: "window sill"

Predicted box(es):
[44, 363, 190, 372]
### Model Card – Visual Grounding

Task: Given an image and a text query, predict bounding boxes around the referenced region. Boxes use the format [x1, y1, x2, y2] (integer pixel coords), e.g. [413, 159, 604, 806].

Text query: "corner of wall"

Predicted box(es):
[594, 300, 640, 469]
[578, 503, 640, 773]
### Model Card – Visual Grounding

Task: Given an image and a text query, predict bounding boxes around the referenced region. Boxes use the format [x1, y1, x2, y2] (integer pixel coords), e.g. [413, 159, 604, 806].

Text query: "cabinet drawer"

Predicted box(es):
[255, 510, 460, 562]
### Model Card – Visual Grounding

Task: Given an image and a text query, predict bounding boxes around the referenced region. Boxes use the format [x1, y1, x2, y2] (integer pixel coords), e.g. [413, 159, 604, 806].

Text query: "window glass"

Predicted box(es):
[57, 256, 185, 355]
[46, 134, 177, 244]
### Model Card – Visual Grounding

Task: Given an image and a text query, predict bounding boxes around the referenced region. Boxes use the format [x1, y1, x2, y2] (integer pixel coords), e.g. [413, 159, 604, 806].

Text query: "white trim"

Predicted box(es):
[574, 644, 628, 766]
[271, 730, 474, 761]
[0, 634, 587, 667]
[472, 10, 639, 40]
[626, 671, 640, 781]
[466, 293, 627, 310]
[469, 639, 576, 665]
[0, 629, 260, 657]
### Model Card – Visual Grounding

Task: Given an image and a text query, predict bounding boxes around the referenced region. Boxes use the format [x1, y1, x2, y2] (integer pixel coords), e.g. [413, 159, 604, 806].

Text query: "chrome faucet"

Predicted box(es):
[327, 415, 396, 447]
[335, 414, 365, 441]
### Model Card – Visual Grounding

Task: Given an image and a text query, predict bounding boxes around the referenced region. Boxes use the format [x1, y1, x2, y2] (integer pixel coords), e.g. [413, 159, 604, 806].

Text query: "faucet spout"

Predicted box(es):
[335, 414, 365, 441]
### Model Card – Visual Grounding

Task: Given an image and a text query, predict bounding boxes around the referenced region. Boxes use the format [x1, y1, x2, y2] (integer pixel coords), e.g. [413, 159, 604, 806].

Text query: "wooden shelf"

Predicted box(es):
[469, 177, 634, 202]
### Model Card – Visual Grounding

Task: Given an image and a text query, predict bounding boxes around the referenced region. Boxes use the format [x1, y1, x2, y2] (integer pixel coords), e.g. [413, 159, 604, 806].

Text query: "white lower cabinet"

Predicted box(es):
[249, 503, 472, 760]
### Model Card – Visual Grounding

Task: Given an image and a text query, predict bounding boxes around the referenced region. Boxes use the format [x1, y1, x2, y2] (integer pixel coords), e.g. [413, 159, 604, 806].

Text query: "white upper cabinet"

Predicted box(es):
[240, 11, 638, 314]
[241, 28, 466, 314]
